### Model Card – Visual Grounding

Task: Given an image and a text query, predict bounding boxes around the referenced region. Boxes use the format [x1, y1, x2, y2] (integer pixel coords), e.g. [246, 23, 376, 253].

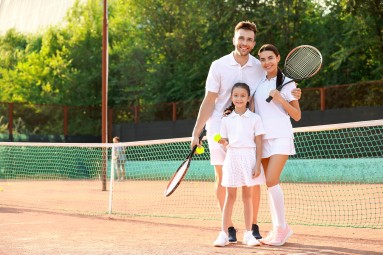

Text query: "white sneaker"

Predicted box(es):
[243, 230, 261, 246]
[268, 225, 293, 246]
[213, 231, 229, 247]
[260, 229, 275, 244]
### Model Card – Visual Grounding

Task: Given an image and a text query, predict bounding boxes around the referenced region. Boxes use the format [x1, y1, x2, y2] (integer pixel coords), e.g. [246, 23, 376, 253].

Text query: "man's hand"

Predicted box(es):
[190, 134, 202, 149]
[291, 88, 302, 100]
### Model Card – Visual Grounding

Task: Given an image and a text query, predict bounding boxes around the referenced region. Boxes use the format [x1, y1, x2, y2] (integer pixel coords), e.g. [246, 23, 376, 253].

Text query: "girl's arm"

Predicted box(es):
[253, 135, 263, 177]
[218, 138, 229, 149]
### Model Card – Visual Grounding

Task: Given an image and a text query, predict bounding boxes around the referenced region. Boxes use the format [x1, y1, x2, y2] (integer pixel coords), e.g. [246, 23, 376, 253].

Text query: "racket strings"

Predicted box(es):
[285, 47, 322, 80]
[165, 161, 189, 196]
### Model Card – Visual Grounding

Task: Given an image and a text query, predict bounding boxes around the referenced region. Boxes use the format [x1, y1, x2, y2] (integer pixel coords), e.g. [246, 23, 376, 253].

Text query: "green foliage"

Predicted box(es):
[0, 0, 382, 115]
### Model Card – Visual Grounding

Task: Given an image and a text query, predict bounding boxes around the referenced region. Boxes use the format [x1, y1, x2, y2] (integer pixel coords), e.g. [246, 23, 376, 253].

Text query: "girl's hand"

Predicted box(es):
[252, 166, 261, 178]
[218, 138, 229, 150]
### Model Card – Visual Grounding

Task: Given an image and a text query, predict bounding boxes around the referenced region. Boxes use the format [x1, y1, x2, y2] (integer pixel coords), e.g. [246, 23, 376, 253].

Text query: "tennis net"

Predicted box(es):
[0, 119, 382, 228]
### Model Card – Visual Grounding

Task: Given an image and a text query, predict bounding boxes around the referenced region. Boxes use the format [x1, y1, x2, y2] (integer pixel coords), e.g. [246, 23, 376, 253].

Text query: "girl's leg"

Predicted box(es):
[242, 186, 261, 246]
[222, 187, 237, 233]
[242, 186, 253, 231]
[251, 185, 262, 239]
[214, 187, 236, 247]
[214, 165, 234, 227]
[251, 185, 260, 224]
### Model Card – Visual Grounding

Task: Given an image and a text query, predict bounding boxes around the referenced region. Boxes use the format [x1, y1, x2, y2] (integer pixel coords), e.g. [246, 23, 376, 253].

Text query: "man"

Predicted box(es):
[112, 136, 127, 181]
[191, 21, 301, 243]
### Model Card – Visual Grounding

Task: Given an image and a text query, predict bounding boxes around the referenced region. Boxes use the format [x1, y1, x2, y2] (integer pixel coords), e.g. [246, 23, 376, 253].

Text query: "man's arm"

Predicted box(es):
[191, 91, 218, 148]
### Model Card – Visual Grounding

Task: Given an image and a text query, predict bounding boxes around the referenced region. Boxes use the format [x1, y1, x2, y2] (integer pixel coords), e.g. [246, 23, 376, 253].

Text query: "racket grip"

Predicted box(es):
[266, 96, 273, 103]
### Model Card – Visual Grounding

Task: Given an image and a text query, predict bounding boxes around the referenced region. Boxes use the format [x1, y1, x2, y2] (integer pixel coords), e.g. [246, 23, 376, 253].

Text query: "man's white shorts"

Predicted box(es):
[206, 117, 226, 166]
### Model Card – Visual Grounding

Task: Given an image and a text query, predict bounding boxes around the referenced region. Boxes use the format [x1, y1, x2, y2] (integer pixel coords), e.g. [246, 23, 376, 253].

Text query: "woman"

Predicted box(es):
[254, 44, 301, 246]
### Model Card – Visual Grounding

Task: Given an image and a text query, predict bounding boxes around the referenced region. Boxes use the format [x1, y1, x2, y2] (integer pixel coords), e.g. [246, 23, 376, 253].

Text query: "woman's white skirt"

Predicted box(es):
[221, 147, 265, 188]
[262, 137, 296, 158]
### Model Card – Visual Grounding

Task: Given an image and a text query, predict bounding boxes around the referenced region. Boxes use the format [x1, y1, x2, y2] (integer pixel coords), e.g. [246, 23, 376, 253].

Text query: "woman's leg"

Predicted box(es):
[264, 155, 293, 246]
[260, 158, 277, 242]
[265, 155, 288, 229]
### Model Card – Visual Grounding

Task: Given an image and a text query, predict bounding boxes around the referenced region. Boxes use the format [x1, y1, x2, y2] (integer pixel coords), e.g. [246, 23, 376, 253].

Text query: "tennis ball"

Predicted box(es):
[195, 146, 204, 154]
[213, 133, 221, 142]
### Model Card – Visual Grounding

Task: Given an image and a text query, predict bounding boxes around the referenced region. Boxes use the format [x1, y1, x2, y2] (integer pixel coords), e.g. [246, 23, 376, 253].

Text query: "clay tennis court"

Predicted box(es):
[1, 180, 382, 254]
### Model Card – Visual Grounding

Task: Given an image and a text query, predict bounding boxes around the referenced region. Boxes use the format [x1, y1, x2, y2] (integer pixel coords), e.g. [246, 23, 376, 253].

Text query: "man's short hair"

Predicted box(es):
[235, 21, 257, 37]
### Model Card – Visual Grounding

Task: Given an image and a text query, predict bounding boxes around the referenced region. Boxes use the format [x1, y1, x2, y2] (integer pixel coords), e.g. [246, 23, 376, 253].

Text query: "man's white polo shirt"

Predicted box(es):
[206, 52, 265, 119]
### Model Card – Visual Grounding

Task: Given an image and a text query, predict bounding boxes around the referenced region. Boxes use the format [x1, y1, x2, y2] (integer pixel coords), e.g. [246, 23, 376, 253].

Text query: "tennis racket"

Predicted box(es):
[266, 45, 322, 102]
[164, 127, 205, 197]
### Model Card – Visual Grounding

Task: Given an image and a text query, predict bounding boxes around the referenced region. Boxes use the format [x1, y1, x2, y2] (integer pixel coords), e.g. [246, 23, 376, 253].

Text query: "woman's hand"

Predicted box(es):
[269, 89, 285, 104]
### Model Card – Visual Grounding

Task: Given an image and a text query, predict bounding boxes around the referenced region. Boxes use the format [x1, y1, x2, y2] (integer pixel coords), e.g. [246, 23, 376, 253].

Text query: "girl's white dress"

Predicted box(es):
[220, 109, 266, 187]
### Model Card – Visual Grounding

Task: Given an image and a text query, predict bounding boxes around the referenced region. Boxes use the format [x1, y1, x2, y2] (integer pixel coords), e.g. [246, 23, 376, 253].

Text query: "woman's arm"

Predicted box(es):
[269, 90, 301, 121]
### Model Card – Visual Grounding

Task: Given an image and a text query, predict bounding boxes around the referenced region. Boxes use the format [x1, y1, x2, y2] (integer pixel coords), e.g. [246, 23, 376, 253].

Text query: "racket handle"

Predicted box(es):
[265, 80, 294, 103]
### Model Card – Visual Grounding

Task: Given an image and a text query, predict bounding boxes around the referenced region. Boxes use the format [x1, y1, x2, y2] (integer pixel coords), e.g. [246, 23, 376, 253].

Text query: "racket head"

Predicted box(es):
[164, 128, 205, 197]
[164, 156, 192, 197]
[284, 45, 322, 81]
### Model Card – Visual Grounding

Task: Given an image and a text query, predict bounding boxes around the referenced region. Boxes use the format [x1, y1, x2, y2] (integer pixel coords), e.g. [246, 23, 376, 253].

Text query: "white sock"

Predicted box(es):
[268, 184, 286, 229]
[267, 191, 278, 230]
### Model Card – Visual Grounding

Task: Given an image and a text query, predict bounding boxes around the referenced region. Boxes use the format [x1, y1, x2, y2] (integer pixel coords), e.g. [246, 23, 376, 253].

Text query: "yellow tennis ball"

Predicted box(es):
[196, 146, 204, 154]
[213, 133, 221, 142]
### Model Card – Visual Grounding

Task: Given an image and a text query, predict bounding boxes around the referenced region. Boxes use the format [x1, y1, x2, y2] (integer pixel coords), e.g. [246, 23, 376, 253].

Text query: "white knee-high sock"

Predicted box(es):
[267, 191, 278, 230]
[268, 184, 286, 229]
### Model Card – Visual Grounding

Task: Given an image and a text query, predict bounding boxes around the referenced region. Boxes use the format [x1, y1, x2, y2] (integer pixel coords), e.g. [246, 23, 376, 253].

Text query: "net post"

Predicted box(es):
[8, 103, 13, 142]
[63, 105, 68, 142]
[172, 102, 177, 121]
[101, 0, 108, 191]
[320, 87, 326, 111]
[134, 105, 139, 124]
[108, 108, 113, 142]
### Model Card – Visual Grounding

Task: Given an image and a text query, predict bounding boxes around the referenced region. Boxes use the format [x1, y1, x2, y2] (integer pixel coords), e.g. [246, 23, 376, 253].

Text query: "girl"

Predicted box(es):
[213, 82, 265, 247]
[254, 44, 301, 246]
